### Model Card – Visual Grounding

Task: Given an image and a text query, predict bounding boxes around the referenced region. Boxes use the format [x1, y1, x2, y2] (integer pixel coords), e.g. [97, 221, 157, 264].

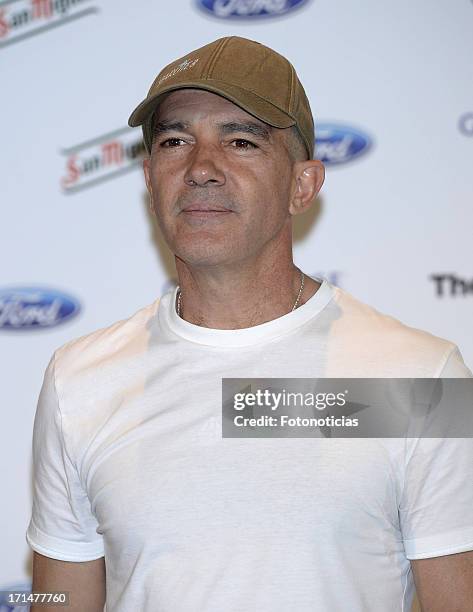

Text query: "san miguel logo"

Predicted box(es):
[196, 0, 310, 18]
[60, 127, 146, 194]
[0, 0, 99, 49]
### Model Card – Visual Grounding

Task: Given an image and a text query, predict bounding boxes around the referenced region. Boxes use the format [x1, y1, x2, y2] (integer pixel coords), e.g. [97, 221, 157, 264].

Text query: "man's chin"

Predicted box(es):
[174, 246, 240, 269]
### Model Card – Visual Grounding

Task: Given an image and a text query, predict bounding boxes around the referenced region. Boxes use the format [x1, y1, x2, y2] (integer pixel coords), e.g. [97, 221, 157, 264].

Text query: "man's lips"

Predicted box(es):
[182, 205, 232, 213]
[180, 205, 234, 224]
[182, 204, 231, 212]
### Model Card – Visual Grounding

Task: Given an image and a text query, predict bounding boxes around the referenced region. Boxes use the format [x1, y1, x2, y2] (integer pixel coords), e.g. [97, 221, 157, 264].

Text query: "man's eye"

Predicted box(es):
[161, 138, 185, 147]
[231, 139, 257, 149]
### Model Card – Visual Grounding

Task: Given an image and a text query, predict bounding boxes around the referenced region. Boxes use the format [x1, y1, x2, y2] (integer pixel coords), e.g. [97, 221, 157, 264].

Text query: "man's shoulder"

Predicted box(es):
[53, 297, 160, 380]
[331, 283, 446, 343]
[329, 284, 469, 376]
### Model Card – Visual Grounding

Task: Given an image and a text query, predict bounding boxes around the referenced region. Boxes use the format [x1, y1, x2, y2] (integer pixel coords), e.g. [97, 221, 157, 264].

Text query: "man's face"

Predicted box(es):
[143, 89, 300, 269]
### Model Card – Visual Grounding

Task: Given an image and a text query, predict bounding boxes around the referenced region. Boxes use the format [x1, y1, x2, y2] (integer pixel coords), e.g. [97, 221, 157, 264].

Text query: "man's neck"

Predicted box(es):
[174, 262, 321, 330]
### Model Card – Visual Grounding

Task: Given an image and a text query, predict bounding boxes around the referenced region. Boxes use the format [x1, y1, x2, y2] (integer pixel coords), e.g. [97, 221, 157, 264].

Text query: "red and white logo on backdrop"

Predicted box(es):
[0, 0, 99, 48]
[60, 127, 146, 194]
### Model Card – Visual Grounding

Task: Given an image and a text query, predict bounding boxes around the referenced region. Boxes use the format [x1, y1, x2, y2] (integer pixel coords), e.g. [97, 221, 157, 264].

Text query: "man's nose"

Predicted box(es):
[184, 144, 226, 187]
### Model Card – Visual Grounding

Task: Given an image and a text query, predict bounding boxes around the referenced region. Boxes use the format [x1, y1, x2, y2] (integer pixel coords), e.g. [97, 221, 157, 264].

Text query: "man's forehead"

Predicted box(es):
[154, 88, 270, 128]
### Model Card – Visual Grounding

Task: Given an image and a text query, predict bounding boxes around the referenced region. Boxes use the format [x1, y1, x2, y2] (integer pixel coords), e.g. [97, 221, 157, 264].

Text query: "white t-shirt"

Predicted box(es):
[26, 279, 473, 612]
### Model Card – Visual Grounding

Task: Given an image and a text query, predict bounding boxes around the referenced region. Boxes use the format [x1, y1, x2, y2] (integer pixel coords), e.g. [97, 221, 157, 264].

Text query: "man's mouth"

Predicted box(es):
[181, 204, 233, 216]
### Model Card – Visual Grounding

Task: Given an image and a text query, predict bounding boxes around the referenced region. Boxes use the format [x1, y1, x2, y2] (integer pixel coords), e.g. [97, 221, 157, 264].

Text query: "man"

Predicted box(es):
[26, 37, 473, 612]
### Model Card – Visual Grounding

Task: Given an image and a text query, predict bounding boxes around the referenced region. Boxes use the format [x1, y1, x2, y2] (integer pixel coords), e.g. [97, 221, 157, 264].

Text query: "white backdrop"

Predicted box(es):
[1, 0, 472, 603]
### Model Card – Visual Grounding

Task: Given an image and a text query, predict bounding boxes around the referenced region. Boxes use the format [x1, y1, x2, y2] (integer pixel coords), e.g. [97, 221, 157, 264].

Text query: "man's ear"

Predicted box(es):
[143, 157, 154, 214]
[289, 160, 325, 216]
[143, 157, 151, 193]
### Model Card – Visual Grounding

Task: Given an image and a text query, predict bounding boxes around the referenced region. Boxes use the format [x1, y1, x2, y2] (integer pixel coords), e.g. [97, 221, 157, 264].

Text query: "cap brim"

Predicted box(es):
[128, 79, 296, 130]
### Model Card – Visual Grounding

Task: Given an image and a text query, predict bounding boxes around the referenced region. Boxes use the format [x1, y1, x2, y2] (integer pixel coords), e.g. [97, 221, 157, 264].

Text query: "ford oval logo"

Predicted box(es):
[0, 287, 81, 331]
[0, 582, 33, 612]
[197, 0, 309, 19]
[315, 124, 372, 166]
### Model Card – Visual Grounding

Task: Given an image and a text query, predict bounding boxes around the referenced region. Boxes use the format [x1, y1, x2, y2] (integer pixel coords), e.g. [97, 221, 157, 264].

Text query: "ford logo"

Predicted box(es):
[0, 583, 33, 612]
[315, 124, 372, 166]
[459, 112, 473, 137]
[197, 0, 309, 18]
[0, 287, 81, 331]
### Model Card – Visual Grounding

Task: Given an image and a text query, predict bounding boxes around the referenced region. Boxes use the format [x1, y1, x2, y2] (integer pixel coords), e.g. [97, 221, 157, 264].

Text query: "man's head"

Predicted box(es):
[129, 37, 324, 270]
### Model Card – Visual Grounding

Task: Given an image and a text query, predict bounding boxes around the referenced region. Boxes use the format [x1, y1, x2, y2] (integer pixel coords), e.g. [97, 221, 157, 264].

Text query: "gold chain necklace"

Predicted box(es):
[176, 269, 305, 318]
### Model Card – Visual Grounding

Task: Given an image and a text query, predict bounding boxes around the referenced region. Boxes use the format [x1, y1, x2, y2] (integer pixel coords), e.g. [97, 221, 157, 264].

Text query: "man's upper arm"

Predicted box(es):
[400, 350, 473, 610]
[31, 551, 106, 612]
[411, 550, 473, 611]
[26, 352, 104, 560]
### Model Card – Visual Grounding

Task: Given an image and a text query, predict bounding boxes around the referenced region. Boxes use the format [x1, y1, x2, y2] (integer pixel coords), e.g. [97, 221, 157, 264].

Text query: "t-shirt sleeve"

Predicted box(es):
[25, 352, 105, 562]
[400, 345, 473, 560]
[437, 345, 473, 378]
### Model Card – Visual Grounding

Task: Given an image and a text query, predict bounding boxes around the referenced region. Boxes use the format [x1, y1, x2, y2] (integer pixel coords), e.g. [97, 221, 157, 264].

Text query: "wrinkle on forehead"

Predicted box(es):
[154, 89, 270, 130]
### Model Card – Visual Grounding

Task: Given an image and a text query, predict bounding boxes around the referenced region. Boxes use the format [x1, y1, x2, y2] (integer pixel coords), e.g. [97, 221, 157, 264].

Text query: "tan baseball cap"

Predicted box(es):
[128, 36, 315, 159]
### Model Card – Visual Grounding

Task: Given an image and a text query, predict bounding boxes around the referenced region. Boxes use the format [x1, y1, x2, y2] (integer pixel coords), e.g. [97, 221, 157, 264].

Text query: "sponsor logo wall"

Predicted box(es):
[315, 123, 372, 166]
[196, 0, 310, 19]
[0, 0, 99, 48]
[430, 274, 473, 298]
[0, 287, 81, 330]
[60, 127, 145, 193]
[0, 582, 32, 612]
[459, 112, 473, 137]
[1, 0, 472, 606]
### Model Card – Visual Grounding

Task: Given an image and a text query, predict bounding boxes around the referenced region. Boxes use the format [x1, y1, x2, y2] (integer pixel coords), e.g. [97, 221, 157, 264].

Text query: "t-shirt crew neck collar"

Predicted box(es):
[159, 277, 334, 348]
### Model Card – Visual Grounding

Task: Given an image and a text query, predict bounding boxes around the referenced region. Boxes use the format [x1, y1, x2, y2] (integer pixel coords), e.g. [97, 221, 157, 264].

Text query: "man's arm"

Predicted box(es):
[30, 551, 106, 612]
[411, 550, 473, 611]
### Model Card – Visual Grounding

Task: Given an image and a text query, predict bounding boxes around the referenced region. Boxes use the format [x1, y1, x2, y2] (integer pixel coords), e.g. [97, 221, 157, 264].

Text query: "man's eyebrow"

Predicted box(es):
[218, 122, 272, 141]
[152, 119, 272, 141]
[153, 120, 191, 134]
